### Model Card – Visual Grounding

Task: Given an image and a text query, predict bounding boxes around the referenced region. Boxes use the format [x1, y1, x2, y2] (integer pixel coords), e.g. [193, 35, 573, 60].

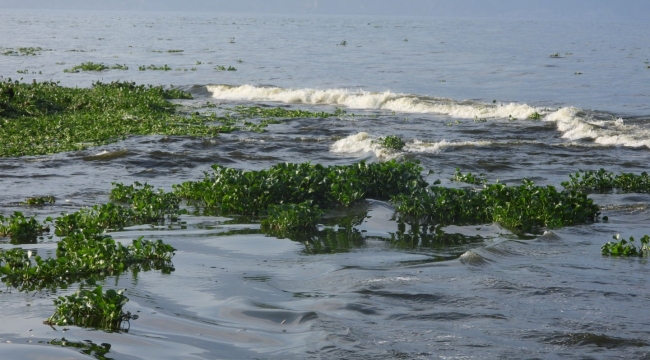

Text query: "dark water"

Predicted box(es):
[1, 9, 649, 360]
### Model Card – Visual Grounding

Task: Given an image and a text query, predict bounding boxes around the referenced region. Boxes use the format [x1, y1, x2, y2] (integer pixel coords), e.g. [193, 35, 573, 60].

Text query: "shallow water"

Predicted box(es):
[1, 9, 650, 359]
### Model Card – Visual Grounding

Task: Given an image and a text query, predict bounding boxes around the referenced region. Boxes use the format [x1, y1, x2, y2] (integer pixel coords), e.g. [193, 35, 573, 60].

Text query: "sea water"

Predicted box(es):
[0, 9, 649, 359]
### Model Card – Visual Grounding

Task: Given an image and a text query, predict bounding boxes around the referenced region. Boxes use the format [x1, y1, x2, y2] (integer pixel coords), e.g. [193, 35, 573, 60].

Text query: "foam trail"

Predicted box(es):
[207, 84, 650, 149]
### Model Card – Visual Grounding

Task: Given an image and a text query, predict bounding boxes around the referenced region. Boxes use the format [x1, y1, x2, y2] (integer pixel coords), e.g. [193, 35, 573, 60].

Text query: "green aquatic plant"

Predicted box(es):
[527, 112, 543, 120]
[215, 65, 237, 71]
[139, 64, 171, 71]
[0, 212, 49, 243]
[23, 196, 56, 206]
[0, 79, 232, 157]
[2, 47, 46, 56]
[167, 49, 183, 52]
[261, 201, 323, 236]
[451, 168, 487, 185]
[339, 40, 347, 46]
[562, 169, 650, 194]
[45, 283, 137, 331]
[0, 232, 175, 291]
[602, 234, 650, 257]
[63, 62, 111, 72]
[378, 135, 406, 151]
[110, 182, 186, 223]
[173, 160, 427, 215]
[392, 179, 600, 233]
[550, 53, 561, 58]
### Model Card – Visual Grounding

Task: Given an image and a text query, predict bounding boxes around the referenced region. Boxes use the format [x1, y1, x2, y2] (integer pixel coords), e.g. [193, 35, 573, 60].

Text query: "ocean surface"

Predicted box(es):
[1, 9, 650, 359]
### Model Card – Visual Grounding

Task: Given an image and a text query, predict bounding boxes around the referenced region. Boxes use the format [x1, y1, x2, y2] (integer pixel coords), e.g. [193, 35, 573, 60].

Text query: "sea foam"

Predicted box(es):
[207, 85, 650, 149]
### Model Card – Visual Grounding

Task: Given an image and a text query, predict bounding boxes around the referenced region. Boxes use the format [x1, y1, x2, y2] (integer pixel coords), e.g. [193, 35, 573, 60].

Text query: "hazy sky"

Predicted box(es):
[1, 0, 649, 20]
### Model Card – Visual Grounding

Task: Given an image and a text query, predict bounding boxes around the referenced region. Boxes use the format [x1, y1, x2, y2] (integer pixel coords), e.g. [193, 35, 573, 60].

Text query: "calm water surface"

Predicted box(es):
[0, 10, 649, 359]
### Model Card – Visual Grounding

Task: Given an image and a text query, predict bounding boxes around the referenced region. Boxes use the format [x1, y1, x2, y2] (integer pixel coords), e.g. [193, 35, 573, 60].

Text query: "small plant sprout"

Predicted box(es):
[339, 40, 347, 46]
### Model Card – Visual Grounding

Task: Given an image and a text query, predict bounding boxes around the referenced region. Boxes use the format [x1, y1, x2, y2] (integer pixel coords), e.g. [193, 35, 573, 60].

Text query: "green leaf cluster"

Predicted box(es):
[0, 211, 49, 243]
[22, 195, 56, 206]
[172, 160, 428, 214]
[261, 201, 324, 235]
[602, 234, 650, 257]
[2, 47, 46, 56]
[110, 182, 186, 223]
[0, 233, 175, 291]
[63, 62, 128, 73]
[378, 135, 406, 151]
[393, 179, 600, 233]
[451, 168, 487, 185]
[562, 169, 650, 194]
[44, 284, 134, 331]
[138, 64, 172, 71]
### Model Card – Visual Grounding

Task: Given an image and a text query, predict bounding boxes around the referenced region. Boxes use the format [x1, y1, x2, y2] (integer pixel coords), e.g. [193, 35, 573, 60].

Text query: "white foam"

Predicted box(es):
[206, 84, 543, 119]
[330, 132, 494, 158]
[329, 132, 399, 160]
[207, 84, 650, 149]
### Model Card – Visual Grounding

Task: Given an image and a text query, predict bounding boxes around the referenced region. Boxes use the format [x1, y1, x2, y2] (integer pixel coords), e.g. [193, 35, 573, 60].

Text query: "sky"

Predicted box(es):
[1, 0, 649, 20]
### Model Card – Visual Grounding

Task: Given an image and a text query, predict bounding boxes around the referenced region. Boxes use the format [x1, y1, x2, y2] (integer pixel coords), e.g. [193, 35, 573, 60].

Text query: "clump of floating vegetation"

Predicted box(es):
[261, 201, 324, 236]
[0, 211, 49, 244]
[377, 135, 406, 151]
[0, 79, 233, 157]
[167, 49, 184, 53]
[392, 179, 600, 233]
[22, 196, 56, 206]
[138, 64, 172, 71]
[63, 62, 129, 73]
[45, 280, 138, 331]
[170, 160, 602, 235]
[109, 182, 186, 223]
[602, 234, 650, 257]
[562, 169, 650, 194]
[527, 112, 543, 120]
[0, 174, 181, 329]
[215, 65, 237, 71]
[451, 168, 487, 185]
[173, 160, 428, 214]
[549, 53, 561, 58]
[0, 231, 175, 291]
[2, 47, 48, 56]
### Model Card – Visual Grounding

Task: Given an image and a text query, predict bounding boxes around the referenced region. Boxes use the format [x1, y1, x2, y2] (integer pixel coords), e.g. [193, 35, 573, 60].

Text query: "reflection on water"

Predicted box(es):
[46, 338, 112, 360]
